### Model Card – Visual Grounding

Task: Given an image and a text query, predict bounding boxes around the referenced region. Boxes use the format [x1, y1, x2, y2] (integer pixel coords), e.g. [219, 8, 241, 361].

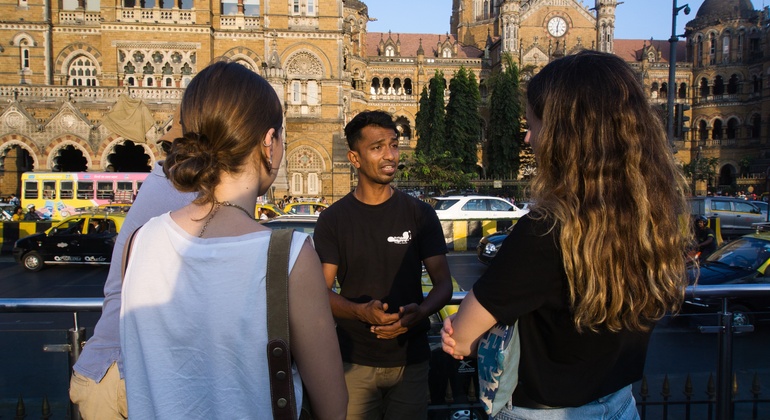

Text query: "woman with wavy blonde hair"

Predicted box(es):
[441, 50, 690, 418]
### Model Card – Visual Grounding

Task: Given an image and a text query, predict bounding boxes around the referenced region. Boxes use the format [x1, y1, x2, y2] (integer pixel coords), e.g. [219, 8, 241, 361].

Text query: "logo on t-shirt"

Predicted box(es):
[387, 231, 412, 245]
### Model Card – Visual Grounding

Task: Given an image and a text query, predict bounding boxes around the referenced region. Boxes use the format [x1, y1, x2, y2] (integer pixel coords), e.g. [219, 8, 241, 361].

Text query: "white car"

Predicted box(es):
[431, 195, 529, 220]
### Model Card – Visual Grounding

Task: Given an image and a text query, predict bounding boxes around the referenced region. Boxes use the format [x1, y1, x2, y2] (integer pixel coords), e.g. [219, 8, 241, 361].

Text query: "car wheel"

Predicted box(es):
[730, 304, 754, 332]
[22, 251, 44, 272]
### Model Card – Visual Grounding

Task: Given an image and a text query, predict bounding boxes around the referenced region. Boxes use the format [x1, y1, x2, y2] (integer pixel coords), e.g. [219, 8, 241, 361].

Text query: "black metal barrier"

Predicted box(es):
[2, 285, 770, 420]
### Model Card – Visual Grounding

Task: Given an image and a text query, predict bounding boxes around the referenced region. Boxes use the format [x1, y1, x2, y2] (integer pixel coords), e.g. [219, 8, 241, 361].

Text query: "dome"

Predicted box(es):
[695, 0, 755, 20]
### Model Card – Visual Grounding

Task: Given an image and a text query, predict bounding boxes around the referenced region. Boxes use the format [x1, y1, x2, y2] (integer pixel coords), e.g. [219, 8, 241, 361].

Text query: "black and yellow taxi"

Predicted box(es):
[12, 212, 126, 271]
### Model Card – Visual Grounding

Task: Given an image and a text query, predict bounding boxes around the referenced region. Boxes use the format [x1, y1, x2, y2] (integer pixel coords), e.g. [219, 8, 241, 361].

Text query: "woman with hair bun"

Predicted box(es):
[120, 61, 347, 419]
[441, 51, 691, 418]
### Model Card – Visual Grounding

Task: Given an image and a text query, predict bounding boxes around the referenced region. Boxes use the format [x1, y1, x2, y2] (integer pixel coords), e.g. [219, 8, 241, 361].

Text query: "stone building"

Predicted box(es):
[0, 0, 767, 202]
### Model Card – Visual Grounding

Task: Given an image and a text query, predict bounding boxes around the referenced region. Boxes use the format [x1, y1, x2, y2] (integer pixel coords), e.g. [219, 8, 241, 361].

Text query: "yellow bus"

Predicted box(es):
[21, 172, 149, 220]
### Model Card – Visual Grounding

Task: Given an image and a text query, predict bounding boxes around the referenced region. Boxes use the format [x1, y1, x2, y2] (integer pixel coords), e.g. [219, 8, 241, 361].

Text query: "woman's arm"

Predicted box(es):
[441, 290, 497, 359]
[288, 238, 348, 419]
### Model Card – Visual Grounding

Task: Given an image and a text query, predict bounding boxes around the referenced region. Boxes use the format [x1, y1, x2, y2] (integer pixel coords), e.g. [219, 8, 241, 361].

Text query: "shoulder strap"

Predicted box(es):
[266, 229, 299, 420]
[121, 226, 142, 282]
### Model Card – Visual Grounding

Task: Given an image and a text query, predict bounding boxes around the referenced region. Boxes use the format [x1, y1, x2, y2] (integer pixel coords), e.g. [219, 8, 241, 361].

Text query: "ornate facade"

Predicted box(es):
[0, 0, 767, 201]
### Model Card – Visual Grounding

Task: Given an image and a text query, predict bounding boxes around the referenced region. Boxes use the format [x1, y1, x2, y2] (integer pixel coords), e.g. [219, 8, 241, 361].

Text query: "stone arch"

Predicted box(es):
[11, 32, 36, 47]
[44, 135, 93, 170]
[282, 45, 331, 79]
[97, 135, 160, 170]
[286, 141, 330, 173]
[0, 135, 39, 170]
[55, 43, 103, 80]
[221, 47, 262, 71]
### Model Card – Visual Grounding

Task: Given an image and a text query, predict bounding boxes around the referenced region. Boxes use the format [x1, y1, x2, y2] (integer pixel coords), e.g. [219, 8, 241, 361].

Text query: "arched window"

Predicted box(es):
[727, 118, 739, 139]
[292, 80, 301, 103]
[385, 46, 394, 57]
[700, 77, 709, 97]
[709, 33, 717, 64]
[699, 120, 708, 141]
[697, 36, 703, 67]
[370, 77, 380, 95]
[752, 114, 761, 138]
[678, 82, 687, 99]
[713, 75, 724, 95]
[722, 35, 730, 62]
[660, 82, 668, 98]
[404, 78, 412, 95]
[68, 56, 98, 87]
[727, 74, 739, 94]
[306, 80, 318, 105]
[712, 119, 723, 140]
[650, 81, 659, 98]
[753, 75, 760, 93]
[442, 47, 452, 58]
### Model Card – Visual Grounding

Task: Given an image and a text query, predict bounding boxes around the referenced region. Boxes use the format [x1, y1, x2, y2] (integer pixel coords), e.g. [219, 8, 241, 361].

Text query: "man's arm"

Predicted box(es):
[371, 254, 453, 339]
[322, 263, 400, 326]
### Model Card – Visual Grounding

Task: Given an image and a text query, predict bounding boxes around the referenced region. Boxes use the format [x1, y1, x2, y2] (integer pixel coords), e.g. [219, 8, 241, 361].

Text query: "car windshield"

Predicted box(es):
[433, 199, 459, 211]
[705, 237, 770, 271]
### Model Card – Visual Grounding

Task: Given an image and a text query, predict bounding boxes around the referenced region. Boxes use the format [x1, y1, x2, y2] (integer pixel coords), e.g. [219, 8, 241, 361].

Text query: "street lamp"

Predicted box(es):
[667, 0, 691, 148]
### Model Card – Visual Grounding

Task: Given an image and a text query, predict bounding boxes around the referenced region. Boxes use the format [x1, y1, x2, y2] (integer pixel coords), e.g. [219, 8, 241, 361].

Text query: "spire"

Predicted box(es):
[417, 38, 424, 56]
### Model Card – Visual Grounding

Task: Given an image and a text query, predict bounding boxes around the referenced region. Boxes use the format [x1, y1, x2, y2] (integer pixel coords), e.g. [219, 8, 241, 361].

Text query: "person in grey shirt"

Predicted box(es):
[69, 109, 196, 419]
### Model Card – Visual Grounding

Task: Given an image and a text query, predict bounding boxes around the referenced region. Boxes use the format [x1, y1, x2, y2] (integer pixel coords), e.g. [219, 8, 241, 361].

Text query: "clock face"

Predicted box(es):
[547, 16, 567, 37]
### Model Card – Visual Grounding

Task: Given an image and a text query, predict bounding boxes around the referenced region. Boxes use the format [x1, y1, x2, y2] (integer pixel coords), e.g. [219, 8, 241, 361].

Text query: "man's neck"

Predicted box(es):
[353, 184, 393, 205]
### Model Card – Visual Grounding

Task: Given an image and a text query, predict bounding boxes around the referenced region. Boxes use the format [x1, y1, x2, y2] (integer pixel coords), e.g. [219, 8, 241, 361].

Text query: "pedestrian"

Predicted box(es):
[23, 204, 41, 221]
[9, 193, 20, 208]
[313, 110, 453, 420]
[259, 207, 269, 220]
[117, 61, 346, 419]
[69, 106, 193, 420]
[695, 216, 717, 259]
[441, 51, 690, 418]
[11, 206, 23, 221]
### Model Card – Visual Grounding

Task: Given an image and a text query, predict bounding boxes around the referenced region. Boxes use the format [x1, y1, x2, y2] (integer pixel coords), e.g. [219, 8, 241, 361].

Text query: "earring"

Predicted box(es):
[263, 139, 272, 147]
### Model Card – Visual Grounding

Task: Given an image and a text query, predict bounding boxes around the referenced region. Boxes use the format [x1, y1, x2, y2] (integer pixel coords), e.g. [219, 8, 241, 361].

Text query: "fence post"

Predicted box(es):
[716, 298, 733, 420]
[68, 326, 85, 420]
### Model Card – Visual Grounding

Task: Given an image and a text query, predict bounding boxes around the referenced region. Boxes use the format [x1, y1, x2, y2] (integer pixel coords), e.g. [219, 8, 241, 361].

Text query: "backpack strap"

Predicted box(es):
[266, 229, 299, 420]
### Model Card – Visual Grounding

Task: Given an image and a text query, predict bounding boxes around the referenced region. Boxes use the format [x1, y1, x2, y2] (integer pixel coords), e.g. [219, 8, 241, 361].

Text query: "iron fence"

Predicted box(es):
[1, 285, 770, 419]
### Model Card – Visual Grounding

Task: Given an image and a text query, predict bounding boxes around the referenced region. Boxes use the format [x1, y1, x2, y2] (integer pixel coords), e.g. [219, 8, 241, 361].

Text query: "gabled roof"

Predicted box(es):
[366, 32, 483, 58]
[614, 39, 687, 64]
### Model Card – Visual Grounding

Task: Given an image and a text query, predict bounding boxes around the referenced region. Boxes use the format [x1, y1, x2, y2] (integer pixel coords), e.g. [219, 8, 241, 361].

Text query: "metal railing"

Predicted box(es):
[1, 285, 770, 419]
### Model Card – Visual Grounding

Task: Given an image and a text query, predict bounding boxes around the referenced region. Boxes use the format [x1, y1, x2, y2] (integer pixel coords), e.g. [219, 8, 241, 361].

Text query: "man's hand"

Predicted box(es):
[357, 300, 400, 326]
[370, 303, 424, 339]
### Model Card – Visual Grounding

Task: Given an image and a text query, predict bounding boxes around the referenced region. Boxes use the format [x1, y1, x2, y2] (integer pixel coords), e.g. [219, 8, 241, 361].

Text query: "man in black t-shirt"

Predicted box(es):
[695, 216, 717, 259]
[314, 111, 452, 420]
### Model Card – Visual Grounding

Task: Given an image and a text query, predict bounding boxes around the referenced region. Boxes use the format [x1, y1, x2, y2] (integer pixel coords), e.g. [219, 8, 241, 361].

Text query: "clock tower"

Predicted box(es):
[451, 0, 616, 71]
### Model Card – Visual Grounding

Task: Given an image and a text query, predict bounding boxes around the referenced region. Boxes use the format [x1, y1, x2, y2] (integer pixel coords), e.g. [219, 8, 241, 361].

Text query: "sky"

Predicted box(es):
[366, 0, 726, 41]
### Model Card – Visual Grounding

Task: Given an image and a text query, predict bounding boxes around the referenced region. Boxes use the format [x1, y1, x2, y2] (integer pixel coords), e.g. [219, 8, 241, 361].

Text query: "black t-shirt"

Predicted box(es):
[696, 226, 717, 256]
[473, 215, 652, 407]
[314, 189, 447, 367]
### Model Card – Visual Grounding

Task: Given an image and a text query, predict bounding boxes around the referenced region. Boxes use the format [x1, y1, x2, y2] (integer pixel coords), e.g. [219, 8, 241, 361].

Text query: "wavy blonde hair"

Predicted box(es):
[526, 51, 691, 332]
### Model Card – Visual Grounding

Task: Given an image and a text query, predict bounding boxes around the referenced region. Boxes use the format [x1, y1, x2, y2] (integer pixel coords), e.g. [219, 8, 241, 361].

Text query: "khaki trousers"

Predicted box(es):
[343, 361, 429, 420]
[69, 362, 128, 420]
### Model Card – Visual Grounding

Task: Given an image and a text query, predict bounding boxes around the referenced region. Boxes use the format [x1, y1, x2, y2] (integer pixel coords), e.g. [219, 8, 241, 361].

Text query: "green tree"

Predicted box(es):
[445, 67, 482, 174]
[398, 151, 474, 196]
[486, 53, 523, 179]
[414, 86, 431, 156]
[425, 70, 447, 157]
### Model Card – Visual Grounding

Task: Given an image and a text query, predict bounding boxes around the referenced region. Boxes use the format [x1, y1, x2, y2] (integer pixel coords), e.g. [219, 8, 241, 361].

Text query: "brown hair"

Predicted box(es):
[163, 60, 283, 205]
[526, 50, 690, 332]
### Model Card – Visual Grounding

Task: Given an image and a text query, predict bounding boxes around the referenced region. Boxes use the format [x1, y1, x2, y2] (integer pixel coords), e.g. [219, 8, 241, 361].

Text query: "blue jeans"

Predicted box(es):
[496, 385, 639, 420]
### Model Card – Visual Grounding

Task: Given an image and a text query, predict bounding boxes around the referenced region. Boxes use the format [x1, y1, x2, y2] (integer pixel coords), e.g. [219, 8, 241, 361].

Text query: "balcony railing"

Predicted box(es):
[1, 286, 770, 419]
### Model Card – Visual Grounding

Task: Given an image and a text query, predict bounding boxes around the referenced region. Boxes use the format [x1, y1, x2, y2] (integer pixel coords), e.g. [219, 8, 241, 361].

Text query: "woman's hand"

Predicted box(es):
[441, 314, 464, 360]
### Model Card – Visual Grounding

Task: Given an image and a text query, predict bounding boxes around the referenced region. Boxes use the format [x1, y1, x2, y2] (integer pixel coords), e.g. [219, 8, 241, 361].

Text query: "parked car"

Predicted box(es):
[476, 224, 515, 265]
[12, 213, 126, 271]
[431, 195, 528, 220]
[255, 203, 286, 218]
[688, 197, 765, 238]
[283, 201, 328, 215]
[684, 231, 770, 328]
[750, 201, 770, 222]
